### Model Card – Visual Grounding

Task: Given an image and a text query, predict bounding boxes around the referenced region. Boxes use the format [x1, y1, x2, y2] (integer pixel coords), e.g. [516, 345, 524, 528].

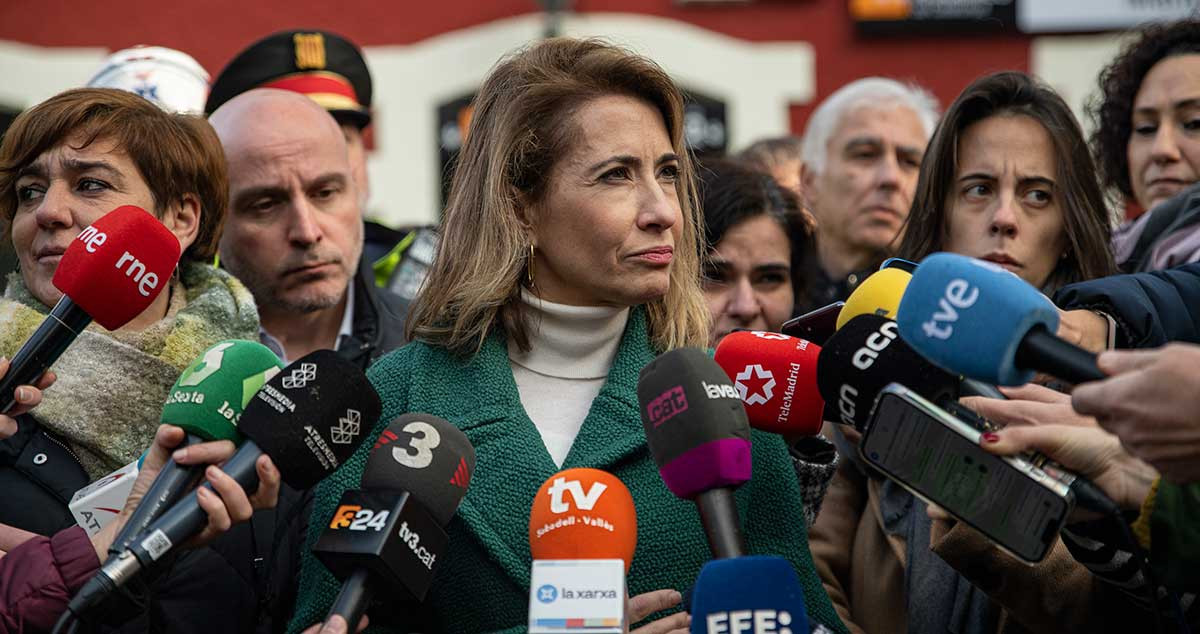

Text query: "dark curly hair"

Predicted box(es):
[1090, 19, 1200, 202]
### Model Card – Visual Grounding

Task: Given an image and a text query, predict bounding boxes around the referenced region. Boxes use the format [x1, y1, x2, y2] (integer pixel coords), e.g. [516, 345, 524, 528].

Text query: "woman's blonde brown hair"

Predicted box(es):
[407, 37, 710, 355]
[0, 87, 228, 261]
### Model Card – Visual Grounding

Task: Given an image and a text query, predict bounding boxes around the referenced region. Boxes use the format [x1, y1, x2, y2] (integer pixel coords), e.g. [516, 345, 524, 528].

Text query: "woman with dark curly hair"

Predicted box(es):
[1091, 19, 1200, 272]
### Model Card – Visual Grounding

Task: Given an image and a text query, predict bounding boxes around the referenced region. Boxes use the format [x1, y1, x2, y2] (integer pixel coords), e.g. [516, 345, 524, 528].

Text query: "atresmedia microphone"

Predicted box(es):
[528, 468, 637, 633]
[313, 413, 476, 631]
[714, 331, 824, 437]
[896, 252, 1105, 385]
[690, 556, 811, 634]
[638, 348, 750, 559]
[1, 205, 180, 412]
[65, 350, 380, 618]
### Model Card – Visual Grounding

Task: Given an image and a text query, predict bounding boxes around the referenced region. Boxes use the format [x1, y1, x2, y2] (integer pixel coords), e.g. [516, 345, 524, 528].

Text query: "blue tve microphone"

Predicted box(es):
[689, 556, 811, 634]
[895, 252, 1105, 386]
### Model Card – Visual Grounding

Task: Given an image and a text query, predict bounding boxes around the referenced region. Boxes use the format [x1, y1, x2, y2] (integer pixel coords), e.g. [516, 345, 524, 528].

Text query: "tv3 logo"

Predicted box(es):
[375, 420, 442, 469]
[329, 504, 390, 531]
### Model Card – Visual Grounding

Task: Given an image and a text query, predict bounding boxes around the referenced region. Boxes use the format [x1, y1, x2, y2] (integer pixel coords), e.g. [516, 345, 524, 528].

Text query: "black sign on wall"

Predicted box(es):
[436, 90, 730, 207]
[851, 0, 1017, 35]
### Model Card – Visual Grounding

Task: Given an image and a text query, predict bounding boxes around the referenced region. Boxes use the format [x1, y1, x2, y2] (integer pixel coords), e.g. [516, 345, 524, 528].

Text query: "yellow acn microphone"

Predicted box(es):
[835, 266, 913, 330]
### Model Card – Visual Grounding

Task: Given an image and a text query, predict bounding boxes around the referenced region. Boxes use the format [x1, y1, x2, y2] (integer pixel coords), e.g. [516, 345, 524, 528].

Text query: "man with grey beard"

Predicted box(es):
[210, 88, 407, 366]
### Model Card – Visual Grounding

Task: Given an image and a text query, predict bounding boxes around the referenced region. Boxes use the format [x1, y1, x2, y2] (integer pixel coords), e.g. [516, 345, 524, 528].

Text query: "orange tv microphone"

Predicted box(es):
[529, 468, 637, 570]
[528, 468, 636, 633]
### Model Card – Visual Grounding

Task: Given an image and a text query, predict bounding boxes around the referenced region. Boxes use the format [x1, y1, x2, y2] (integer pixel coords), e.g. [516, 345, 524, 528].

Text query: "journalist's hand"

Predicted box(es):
[300, 614, 369, 634]
[960, 383, 1097, 430]
[629, 589, 689, 634]
[1057, 309, 1109, 354]
[979, 424, 1157, 521]
[1073, 343, 1200, 483]
[0, 356, 56, 439]
[93, 425, 282, 557]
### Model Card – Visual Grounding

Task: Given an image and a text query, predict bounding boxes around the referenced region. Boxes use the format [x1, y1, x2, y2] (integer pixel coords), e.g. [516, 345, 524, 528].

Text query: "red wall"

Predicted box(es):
[0, 0, 1030, 135]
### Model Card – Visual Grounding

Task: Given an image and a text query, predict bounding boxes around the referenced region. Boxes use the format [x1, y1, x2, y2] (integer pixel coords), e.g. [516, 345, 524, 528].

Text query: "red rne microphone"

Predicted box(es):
[1, 206, 180, 412]
[714, 331, 824, 437]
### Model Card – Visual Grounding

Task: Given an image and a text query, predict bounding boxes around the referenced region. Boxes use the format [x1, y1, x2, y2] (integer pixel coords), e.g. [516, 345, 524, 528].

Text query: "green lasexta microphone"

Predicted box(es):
[107, 340, 283, 558]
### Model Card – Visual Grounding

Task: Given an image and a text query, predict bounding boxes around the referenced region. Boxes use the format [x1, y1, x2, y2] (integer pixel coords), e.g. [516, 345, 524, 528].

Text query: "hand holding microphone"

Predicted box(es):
[0, 356, 55, 439]
[63, 350, 379, 624]
[977, 424, 1158, 521]
[96, 423, 281, 558]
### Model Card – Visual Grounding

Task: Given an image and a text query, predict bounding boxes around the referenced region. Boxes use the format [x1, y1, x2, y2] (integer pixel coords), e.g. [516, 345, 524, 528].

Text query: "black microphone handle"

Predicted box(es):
[694, 488, 746, 559]
[326, 568, 374, 633]
[0, 297, 91, 413]
[1015, 325, 1107, 385]
[108, 433, 208, 558]
[958, 378, 1006, 400]
[127, 439, 264, 569]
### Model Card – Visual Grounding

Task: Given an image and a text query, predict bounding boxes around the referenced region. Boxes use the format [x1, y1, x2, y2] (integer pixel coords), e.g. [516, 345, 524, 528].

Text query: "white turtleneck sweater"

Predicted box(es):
[508, 289, 630, 467]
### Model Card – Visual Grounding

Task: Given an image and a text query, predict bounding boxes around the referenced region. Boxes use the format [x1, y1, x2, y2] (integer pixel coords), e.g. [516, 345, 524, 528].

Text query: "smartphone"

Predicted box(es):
[860, 383, 1073, 563]
[880, 257, 918, 273]
[781, 301, 844, 345]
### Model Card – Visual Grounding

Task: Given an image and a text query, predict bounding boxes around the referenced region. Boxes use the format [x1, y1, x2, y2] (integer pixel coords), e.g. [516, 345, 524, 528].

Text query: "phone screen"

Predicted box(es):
[862, 391, 1069, 562]
[781, 302, 844, 345]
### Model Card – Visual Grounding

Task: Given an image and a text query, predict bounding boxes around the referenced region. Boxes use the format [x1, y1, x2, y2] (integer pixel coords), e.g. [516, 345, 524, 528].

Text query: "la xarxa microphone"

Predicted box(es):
[689, 556, 811, 634]
[314, 413, 476, 631]
[0, 206, 180, 412]
[65, 350, 380, 619]
[713, 331, 824, 436]
[109, 340, 283, 557]
[896, 252, 1106, 386]
[817, 314, 958, 431]
[638, 348, 750, 559]
[528, 468, 637, 633]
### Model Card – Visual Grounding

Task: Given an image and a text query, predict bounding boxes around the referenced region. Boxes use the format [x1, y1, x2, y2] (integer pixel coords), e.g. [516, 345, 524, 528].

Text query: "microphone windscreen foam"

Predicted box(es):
[239, 350, 381, 489]
[52, 205, 182, 330]
[528, 468, 637, 571]
[363, 413, 476, 527]
[689, 556, 810, 634]
[637, 348, 751, 499]
[897, 252, 1058, 386]
[836, 266, 912, 330]
[161, 340, 284, 443]
[713, 331, 823, 436]
[817, 314, 956, 431]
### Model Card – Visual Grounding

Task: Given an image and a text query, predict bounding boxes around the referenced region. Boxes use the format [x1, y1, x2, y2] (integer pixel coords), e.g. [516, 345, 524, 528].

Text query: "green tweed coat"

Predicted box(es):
[289, 308, 847, 633]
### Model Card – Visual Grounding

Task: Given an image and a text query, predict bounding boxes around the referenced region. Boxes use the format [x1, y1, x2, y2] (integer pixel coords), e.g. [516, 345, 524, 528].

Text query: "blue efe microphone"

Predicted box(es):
[690, 556, 811, 634]
[895, 253, 1106, 386]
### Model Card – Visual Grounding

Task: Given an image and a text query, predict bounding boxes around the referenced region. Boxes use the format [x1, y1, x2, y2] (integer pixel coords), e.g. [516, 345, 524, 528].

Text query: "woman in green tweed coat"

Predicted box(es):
[290, 38, 846, 634]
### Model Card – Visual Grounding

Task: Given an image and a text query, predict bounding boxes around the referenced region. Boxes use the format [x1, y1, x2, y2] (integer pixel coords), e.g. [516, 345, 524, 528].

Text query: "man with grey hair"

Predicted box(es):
[796, 77, 939, 314]
[209, 88, 408, 366]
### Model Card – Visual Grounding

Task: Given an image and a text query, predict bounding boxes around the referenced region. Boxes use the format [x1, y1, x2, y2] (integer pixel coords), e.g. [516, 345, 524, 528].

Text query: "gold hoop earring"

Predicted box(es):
[526, 244, 536, 288]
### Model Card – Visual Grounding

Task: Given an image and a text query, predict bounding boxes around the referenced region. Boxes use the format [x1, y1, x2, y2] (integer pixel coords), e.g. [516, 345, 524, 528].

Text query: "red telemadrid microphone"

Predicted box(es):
[713, 331, 824, 437]
[0, 205, 180, 412]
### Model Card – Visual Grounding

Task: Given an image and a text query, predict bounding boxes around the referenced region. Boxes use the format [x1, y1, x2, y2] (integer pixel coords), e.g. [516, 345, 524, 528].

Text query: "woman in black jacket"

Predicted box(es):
[0, 88, 260, 538]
